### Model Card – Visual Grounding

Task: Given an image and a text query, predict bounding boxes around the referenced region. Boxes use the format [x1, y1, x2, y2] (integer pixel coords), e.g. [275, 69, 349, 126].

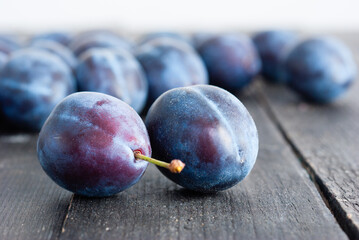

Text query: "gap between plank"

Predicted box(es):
[255, 85, 359, 240]
[57, 194, 74, 240]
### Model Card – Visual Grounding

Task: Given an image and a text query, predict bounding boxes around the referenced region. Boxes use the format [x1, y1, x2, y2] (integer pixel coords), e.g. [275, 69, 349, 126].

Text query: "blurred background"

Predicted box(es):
[0, 0, 359, 33]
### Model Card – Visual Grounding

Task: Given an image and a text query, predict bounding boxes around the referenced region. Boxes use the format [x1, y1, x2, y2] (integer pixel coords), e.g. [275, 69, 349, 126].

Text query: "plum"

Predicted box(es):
[197, 34, 261, 91]
[285, 36, 357, 103]
[145, 85, 258, 192]
[37, 92, 152, 197]
[31, 40, 77, 71]
[252, 30, 297, 83]
[0, 48, 76, 131]
[136, 38, 208, 105]
[70, 31, 133, 57]
[138, 32, 190, 46]
[30, 32, 72, 46]
[0, 35, 20, 55]
[76, 48, 148, 113]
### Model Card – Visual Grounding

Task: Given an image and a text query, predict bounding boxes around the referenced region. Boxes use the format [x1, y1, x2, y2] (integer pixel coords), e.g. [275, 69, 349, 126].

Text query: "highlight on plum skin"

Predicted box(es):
[37, 92, 151, 197]
[145, 85, 259, 192]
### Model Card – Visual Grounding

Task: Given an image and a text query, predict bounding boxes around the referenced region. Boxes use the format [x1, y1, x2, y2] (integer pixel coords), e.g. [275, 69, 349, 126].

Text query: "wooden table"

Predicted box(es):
[1, 33, 358, 240]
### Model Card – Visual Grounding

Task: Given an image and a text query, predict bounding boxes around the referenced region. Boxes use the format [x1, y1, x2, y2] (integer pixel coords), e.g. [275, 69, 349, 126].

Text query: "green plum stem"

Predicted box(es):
[134, 151, 185, 173]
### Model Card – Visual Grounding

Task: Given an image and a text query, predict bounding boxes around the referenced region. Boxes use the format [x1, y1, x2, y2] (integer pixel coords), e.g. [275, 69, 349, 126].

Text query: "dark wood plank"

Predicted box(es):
[59, 87, 346, 240]
[259, 33, 359, 239]
[0, 135, 72, 240]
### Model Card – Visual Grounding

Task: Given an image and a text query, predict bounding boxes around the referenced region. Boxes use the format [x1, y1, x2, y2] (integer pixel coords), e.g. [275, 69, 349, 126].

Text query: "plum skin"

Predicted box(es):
[145, 85, 258, 192]
[136, 38, 208, 105]
[76, 48, 148, 113]
[70, 32, 133, 57]
[31, 40, 78, 71]
[30, 32, 72, 46]
[198, 34, 261, 91]
[285, 37, 357, 103]
[0, 48, 76, 131]
[252, 30, 297, 83]
[37, 92, 151, 197]
[138, 32, 191, 46]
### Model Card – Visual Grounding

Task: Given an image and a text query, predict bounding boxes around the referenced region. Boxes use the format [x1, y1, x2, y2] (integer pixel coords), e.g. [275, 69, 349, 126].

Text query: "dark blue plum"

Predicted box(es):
[136, 38, 208, 104]
[76, 48, 148, 113]
[37, 92, 151, 197]
[0, 35, 20, 55]
[138, 32, 190, 46]
[252, 30, 297, 83]
[0, 48, 76, 131]
[198, 34, 261, 91]
[30, 32, 72, 46]
[145, 85, 258, 192]
[285, 37, 357, 103]
[70, 31, 133, 57]
[31, 40, 77, 71]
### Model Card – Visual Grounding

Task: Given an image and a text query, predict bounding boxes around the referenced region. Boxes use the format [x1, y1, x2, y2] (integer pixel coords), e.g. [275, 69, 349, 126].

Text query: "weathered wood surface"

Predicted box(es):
[0, 135, 72, 240]
[59, 89, 345, 240]
[259, 33, 359, 239]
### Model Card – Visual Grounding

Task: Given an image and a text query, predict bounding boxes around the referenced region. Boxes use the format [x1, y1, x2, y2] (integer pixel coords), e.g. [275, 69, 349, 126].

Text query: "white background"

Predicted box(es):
[0, 0, 359, 34]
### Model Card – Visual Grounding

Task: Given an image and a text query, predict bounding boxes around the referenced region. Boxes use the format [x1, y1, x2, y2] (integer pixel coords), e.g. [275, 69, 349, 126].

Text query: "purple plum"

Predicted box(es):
[136, 38, 208, 104]
[198, 34, 261, 91]
[146, 85, 259, 192]
[285, 36, 357, 103]
[31, 40, 77, 71]
[0, 48, 76, 131]
[76, 48, 148, 113]
[37, 92, 151, 197]
[252, 30, 297, 83]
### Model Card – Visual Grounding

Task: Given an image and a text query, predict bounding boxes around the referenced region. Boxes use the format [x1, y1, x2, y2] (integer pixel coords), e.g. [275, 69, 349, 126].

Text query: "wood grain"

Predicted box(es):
[59, 88, 346, 240]
[0, 135, 72, 240]
[259, 33, 359, 239]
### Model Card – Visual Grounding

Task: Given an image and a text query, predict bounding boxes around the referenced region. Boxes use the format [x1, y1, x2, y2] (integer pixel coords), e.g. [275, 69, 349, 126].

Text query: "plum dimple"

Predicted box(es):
[37, 92, 151, 197]
[146, 85, 258, 192]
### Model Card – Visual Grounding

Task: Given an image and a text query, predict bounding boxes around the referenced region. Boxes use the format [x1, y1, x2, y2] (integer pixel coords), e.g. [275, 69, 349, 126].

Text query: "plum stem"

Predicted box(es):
[133, 151, 185, 173]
